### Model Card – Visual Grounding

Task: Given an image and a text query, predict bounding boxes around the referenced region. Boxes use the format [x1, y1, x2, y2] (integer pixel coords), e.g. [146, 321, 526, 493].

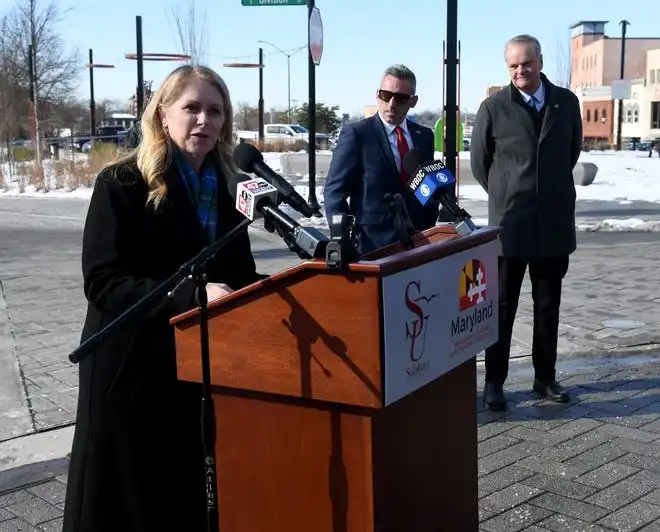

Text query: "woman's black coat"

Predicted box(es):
[62, 157, 261, 532]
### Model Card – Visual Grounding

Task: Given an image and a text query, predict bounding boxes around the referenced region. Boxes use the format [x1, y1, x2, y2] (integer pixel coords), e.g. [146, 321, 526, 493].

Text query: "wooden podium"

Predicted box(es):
[171, 225, 501, 531]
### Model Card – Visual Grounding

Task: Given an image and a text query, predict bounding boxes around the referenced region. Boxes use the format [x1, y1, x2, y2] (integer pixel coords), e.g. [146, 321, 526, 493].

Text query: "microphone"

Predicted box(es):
[234, 177, 279, 221]
[403, 149, 477, 235]
[326, 213, 360, 269]
[384, 192, 416, 249]
[228, 173, 329, 260]
[233, 143, 319, 218]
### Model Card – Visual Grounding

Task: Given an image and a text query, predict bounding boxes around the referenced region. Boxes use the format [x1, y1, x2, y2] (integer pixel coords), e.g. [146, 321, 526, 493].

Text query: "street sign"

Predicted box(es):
[611, 80, 631, 100]
[309, 6, 323, 66]
[242, 0, 306, 5]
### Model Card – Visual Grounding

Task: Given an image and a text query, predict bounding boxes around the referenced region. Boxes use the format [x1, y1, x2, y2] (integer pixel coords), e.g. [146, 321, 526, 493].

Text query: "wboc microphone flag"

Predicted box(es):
[407, 161, 456, 207]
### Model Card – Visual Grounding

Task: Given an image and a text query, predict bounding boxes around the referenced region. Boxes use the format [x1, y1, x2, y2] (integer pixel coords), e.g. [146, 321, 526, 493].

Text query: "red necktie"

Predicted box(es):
[395, 126, 409, 183]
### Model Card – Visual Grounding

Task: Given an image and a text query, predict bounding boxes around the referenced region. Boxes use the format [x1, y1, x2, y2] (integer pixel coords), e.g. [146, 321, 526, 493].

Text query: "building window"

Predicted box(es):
[602, 109, 607, 121]
[652, 70, 657, 84]
[652, 102, 660, 129]
[586, 109, 591, 121]
[594, 109, 599, 122]
[624, 104, 640, 124]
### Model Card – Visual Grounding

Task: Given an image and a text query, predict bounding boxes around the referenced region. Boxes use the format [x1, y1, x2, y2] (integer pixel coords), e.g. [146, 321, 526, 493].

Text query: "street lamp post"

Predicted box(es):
[223, 59, 266, 142]
[616, 20, 630, 151]
[86, 50, 115, 137]
[257, 41, 306, 123]
[124, 52, 192, 119]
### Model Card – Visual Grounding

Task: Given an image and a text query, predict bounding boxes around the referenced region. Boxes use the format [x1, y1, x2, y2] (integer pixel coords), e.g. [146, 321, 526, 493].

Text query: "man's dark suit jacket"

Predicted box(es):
[470, 73, 583, 260]
[323, 114, 439, 254]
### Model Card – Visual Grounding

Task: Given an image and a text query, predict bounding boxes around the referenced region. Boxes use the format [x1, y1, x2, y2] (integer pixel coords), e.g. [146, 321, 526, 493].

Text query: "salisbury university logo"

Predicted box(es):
[404, 280, 439, 362]
[459, 259, 487, 311]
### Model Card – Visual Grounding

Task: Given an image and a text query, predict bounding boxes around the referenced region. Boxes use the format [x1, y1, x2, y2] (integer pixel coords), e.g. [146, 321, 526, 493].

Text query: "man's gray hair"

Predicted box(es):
[382, 64, 417, 94]
[505, 34, 542, 58]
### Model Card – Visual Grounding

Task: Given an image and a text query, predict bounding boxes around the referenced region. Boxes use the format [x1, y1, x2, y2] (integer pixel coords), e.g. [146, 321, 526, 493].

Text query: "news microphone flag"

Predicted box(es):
[235, 178, 278, 221]
[407, 160, 456, 207]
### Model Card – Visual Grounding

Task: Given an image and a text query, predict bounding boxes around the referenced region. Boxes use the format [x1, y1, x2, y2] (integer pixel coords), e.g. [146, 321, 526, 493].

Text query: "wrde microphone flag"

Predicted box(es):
[235, 178, 278, 221]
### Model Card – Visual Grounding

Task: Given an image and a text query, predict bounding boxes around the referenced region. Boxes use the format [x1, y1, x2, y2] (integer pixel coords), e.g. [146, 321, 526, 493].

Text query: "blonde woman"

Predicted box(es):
[63, 65, 262, 532]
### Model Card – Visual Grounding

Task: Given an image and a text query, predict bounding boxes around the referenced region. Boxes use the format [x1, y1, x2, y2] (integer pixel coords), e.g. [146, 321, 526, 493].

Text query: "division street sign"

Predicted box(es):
[242, 0, 306, 5]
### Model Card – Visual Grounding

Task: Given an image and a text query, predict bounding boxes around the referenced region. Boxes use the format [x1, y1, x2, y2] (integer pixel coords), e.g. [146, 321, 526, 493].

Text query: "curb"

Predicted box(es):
[0, 456, 69, 495]
[0, 424, 74, 495]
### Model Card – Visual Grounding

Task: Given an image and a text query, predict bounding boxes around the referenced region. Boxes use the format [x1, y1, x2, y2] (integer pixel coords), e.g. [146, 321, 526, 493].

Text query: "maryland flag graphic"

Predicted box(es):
[459, 259, 487, 311]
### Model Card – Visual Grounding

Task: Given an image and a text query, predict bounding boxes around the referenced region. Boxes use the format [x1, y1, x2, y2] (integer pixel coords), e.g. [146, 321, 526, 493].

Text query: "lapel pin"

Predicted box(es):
[554, 104, 559, 108]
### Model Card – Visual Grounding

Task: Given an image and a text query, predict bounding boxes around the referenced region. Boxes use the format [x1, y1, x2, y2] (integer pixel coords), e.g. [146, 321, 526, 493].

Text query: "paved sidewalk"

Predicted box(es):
[2, 196, 660, 530]
[478, 352, 660, 532]
[5, 352, 660, 531]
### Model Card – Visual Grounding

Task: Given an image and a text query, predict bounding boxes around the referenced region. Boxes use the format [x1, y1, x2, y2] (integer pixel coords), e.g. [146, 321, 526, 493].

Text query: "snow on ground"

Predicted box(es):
[2, 150, 659, 232]
[577, 218, 660, 232]
[458, 150, 660, 205]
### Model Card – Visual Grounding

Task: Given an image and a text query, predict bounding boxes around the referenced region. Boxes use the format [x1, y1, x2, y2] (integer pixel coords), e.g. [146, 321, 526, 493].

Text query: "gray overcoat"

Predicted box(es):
[470, 74, 583, 260]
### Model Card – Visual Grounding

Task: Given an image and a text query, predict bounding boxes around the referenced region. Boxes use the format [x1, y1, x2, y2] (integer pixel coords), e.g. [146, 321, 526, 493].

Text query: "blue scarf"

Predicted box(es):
[175, 154, 218, 243]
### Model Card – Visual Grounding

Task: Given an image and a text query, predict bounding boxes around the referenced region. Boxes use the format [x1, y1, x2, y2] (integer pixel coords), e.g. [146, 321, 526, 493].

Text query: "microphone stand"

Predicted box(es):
[68, 216, 253, 532]
[437, 191, 478, 235]
[191, 262, 220, 532]
[260, 207, 330, 261]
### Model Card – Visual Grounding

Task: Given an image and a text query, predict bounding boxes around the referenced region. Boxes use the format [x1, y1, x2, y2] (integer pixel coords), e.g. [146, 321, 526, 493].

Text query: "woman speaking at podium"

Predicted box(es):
[63, 65, 262, 532]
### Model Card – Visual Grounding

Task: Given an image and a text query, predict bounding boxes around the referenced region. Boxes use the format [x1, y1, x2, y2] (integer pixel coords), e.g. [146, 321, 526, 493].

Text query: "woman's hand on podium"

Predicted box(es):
[206, 282, 233, 302]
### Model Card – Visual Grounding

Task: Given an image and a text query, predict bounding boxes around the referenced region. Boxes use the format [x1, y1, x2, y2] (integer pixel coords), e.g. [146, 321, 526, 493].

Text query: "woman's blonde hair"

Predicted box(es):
[113, 65, 236, 209]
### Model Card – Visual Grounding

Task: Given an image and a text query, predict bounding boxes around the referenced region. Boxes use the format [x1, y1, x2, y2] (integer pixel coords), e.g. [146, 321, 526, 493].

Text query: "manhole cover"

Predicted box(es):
[602, 319, 645, 330]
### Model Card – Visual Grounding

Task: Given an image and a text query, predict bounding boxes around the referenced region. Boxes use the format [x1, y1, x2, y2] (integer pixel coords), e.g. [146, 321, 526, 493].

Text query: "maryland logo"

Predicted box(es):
[459, 259, 487, 311]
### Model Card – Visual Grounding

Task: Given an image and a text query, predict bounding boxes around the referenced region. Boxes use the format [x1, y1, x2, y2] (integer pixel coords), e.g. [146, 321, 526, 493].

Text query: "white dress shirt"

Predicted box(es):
[378, 112, 414, 172]
[518, 82, 545, 111]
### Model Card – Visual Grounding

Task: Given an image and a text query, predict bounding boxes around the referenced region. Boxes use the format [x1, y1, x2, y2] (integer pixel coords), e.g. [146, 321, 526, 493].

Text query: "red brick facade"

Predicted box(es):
[582, 100, 614, 143]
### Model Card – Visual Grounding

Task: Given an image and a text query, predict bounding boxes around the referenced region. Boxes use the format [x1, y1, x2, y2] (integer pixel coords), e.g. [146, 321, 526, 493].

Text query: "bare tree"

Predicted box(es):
[234, 103, 259, 131]
[552, 30, 572, 89]
[169, 0, 209, 65]
[10, 0, 81, 112]
[0, 14, 26, 144]
[1, 0, 80, 181]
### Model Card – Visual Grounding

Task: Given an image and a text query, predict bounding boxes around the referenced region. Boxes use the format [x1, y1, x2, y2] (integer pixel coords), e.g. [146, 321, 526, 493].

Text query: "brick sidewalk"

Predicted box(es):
[478, 354, 660, 531]
[4, 352, 660, 531]
[2, 197, 660, 530]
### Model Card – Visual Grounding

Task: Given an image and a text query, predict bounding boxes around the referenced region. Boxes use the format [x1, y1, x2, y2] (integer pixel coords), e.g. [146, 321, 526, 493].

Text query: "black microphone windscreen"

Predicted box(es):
[403, 148, 423, 178]
[226, 172, 252, 200]
[233, 142, 264, 172]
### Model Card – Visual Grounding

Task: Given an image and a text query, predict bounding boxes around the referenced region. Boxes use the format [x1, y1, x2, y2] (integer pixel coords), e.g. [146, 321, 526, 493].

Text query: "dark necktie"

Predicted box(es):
[529, 95, 539, 111]
[395, 126, 409, 183]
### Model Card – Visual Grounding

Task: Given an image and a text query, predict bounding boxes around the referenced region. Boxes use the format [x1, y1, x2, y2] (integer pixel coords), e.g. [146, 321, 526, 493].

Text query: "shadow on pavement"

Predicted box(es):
[0, 456, 69, 494]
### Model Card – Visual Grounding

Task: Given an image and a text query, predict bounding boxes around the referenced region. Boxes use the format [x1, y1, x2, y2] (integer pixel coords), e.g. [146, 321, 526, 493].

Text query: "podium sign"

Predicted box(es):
[172, 226, 502, 531]
[381, 239, 499, 405]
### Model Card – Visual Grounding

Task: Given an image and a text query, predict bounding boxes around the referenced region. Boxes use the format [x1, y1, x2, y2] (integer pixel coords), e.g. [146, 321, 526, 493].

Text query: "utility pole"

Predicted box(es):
[616, 20, 630, 151]
[89, 49, 96, 137]
[439, 0, 458, 222]
[258, 47, 264, 143]
[307, 0, 320, 213]
[136, 15, 144, 119]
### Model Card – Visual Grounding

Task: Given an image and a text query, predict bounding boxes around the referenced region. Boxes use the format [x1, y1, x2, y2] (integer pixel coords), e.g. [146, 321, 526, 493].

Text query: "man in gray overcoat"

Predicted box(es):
[471, 34, 583, 411]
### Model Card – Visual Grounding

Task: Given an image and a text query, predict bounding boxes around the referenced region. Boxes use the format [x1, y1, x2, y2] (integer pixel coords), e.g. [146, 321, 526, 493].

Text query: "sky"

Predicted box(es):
[1, 0, 659, 118]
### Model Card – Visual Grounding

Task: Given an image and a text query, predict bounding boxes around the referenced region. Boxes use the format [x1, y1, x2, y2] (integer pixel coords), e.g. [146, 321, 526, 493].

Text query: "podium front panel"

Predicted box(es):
[174, 270, 384, 408]
[380, 239, 499, 405]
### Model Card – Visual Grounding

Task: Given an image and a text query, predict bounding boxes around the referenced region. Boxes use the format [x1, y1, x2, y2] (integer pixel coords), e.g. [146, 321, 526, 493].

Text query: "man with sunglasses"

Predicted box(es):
[471, 35, 582, 411]
[323, 64, 439, 255]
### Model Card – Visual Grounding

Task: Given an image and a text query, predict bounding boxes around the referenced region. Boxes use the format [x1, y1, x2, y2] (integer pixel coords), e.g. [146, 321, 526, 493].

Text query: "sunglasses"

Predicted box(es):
[378, 89, 414, 104]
